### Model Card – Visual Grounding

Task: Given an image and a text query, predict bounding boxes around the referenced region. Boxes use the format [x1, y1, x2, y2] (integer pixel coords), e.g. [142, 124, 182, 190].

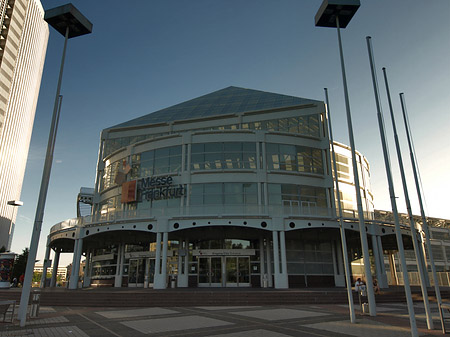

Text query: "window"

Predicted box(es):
[191, 142, 256, 171]
[132, 146, 182, 178]
[268, 184, 327, 209]
[189, 183, 258, 206]
[266, 143, 323, 174]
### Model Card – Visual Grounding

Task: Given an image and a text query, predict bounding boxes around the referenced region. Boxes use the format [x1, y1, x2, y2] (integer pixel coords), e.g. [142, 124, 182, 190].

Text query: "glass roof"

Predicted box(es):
[108, 86, 322, 130]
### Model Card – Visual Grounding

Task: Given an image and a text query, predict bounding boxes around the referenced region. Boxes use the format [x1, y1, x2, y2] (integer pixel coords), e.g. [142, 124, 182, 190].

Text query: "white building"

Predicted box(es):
[0, 0, 48, 250]
[46, 87, 431, 290]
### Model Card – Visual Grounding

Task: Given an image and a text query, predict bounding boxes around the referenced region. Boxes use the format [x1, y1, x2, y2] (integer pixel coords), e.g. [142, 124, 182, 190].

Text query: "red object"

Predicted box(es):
[19, 274, 24, 284]
[121, 180, 137, 203]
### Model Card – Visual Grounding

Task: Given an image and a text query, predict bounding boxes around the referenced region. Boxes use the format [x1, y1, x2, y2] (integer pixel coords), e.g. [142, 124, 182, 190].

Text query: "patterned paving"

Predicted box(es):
[195, 306, 261, 311]
[304, 319, 414, 337]
[25, 316, 69, 325]
[0, 326, 88, 337]
[0, 303, 442, 336]
[232, 308, 329, 321]
[121, 315, 234, 334]
[95, 307, 178, 319]
[207, 329, 292, 337]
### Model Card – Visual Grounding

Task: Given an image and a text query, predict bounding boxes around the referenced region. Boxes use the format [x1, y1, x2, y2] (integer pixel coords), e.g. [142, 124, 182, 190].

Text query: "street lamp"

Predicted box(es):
[315, 0, 378, 317]
[6, 200, 23, 251]
[17, 4, 92, 327]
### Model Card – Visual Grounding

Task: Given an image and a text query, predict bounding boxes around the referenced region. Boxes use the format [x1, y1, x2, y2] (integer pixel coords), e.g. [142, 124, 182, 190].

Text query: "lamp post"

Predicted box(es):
[17, 4, 92, 327]
[6, 200, 23, 251]
[315, 0, 377, 316]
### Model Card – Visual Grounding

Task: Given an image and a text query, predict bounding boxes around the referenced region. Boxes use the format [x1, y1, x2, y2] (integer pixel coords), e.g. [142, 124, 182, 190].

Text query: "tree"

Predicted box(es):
[12, 248, 29, 280]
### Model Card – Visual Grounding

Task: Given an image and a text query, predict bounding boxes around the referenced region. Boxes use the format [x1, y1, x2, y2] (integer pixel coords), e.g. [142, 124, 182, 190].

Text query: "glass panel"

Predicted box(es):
[226, 257, 237, 284]
[198, 258, 209, 284]
[149, 259, 155, 284]
[137, 259, 145, 283]
[238, 257, 250, 284]
[129, 260, 138, 284]
[211, 258, 222, 284]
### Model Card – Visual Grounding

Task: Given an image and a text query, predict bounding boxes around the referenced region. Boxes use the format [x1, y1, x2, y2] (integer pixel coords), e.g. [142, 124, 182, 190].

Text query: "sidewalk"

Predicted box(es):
[0, 302, 448, 336]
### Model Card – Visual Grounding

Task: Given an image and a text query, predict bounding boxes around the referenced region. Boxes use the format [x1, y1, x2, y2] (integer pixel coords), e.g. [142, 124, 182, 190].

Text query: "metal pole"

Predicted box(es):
[400, 93, 442, 304]
[18, 26, 69, 327]
[382, 67, 433, 330]
[366, 36, 417, 336]
[325, 88, 356, 323]
[336, 16, 376, 316]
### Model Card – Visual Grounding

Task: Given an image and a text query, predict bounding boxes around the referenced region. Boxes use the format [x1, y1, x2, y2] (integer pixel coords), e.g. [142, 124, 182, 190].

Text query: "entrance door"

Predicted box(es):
[225, 257, 250, 287]
[198, 257, 222, 287]
[128, 259, 145, 287]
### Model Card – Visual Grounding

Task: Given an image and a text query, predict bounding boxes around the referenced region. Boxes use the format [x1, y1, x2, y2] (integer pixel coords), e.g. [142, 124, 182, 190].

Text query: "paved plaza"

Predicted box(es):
[1, 302, 449, 336]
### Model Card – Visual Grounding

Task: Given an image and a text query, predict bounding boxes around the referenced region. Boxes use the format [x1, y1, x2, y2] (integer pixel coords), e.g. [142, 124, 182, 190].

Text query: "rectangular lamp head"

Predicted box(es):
[44, 3, 93, 38]
[7, 200, 23, 206]
[315, 0, 360, 28]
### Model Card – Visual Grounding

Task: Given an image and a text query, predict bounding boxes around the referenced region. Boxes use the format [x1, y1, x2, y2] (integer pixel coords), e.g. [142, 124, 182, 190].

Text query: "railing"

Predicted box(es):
[50, 218, 85, 233]
[50, 205, 410, 235]
[395, 271, 450, 287]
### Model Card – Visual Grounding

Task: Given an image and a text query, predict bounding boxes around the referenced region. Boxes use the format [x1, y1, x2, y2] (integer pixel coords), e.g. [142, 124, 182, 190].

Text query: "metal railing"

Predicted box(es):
[50, 204, 412, 235]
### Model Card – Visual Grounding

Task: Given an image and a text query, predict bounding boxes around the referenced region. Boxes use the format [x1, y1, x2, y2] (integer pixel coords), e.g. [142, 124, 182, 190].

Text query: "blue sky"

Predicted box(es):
[11, 0, 450, 265]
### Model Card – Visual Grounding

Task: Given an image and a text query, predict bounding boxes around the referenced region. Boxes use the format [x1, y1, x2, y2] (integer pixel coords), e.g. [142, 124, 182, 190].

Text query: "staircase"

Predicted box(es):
[1, 287, 448, 307]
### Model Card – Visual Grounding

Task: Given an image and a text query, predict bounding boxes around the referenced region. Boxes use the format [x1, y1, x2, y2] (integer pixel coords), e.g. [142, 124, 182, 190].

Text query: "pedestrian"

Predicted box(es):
[355, 277, 366, 294]
[373, 278, 380, 294]
[19, 273, 24, 286]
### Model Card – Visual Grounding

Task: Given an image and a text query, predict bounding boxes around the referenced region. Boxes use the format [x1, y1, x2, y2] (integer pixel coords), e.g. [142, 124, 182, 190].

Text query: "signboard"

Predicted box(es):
[92, 253, 115, 262]
[193, 249, 256, 256]
[124, 250, 174, 259]
[121, 175, 185, 203]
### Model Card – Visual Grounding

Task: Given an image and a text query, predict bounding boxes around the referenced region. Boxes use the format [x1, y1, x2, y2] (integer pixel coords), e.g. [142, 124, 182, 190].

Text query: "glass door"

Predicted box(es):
[210, 257, 222, 286]
[128, 258, 145, 287]
[198, 257, 222, 287]
[225, 257, 250, 287]
[238, 257, 250, 285]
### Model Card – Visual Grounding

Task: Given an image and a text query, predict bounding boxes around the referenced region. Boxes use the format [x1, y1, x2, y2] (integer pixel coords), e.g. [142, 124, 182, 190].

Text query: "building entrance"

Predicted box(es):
[225, 256, 250, 287]
[198, 256, 250, 287]
[128, 258, 155, 287]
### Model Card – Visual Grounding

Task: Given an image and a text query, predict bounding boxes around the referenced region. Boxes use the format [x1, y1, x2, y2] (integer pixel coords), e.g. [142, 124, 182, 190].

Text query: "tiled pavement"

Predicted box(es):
[0, 303, 448, 336]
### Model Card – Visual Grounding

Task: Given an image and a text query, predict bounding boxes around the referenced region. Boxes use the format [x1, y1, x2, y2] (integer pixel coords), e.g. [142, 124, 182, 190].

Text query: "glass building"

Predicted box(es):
[46, 87, 437, 290]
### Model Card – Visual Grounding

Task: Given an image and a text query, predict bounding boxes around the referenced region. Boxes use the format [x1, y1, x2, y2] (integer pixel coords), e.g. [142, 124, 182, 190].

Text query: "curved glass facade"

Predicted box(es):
[48, 87, 387, 291]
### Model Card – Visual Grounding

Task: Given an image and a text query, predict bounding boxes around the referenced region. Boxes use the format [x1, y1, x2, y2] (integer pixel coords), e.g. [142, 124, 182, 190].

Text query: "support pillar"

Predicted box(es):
[177, 239, 189, 287]
[161, 232, 168, 285]
[83, 249, 91, 287]
[154, 232, 168, 289]
[50, 248, 61, 287]
[377, 236, 388, 288]
[69, 238, 83, 289]
[334, 239, 345, 286]
[266, 238, 273, 287]
[272, 231, 288, 289]
[371, 234, 383, 288]
[114, 244, 124, 288]
[259, 237, 266, 287]
[279, 230, 289, 288]
[40, 245, 52, 288]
